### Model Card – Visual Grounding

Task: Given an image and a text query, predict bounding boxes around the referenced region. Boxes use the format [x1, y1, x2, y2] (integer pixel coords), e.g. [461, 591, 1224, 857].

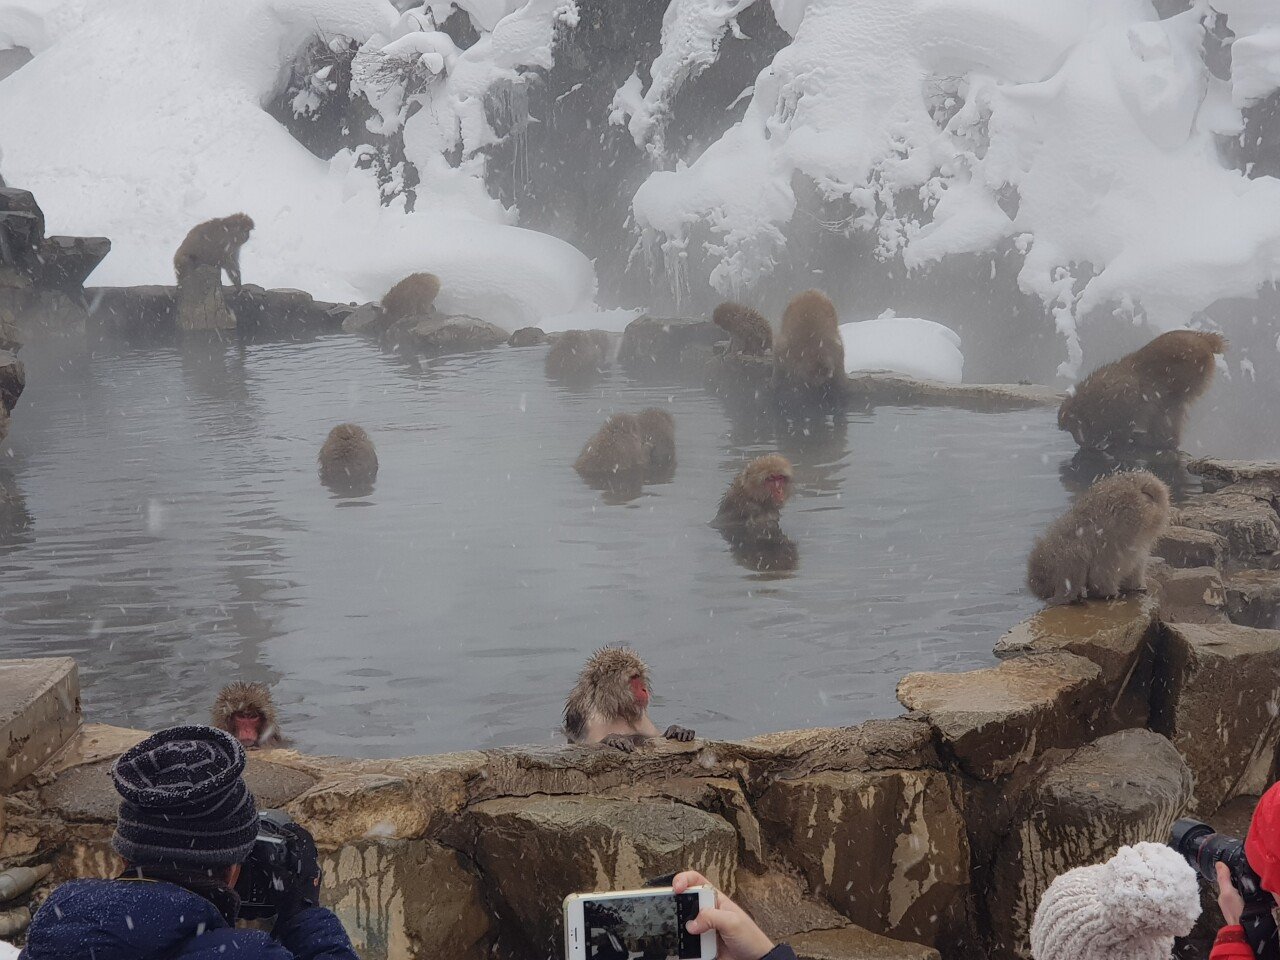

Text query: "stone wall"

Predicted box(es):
[4, 459, 1280, 960]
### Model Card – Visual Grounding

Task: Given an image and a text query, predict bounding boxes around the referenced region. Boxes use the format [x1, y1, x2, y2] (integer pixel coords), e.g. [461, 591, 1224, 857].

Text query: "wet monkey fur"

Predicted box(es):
[1058, 330, 1227, 454]
[574, 408, 675, 477]
[318, 423, 378, 490]
[564, 646, 695, 752]
[545, 330, 612, 381]
[1026, 470, 1171, 604]
[774, 290, 845, 393]
[713, 454, 794, 542]
[713, 302, 773, 356]
[381, 272, 442, 321]
[211, 681, 285, 749]
[173, 213, 255, 288]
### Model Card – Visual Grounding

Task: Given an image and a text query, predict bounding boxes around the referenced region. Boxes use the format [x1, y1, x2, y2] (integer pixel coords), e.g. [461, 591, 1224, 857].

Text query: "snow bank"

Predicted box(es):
[841, 316, 964, 384]
[630, 0, 1280, 375]
[0, 0, 596, 328]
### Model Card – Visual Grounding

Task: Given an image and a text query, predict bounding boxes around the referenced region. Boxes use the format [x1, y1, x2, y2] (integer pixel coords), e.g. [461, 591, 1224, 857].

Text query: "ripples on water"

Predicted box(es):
[0, 333, 1083, 757]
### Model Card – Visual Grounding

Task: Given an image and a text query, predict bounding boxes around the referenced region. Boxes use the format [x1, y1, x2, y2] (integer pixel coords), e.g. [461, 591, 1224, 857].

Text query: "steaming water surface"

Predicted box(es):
[0, 334, 1082, 757]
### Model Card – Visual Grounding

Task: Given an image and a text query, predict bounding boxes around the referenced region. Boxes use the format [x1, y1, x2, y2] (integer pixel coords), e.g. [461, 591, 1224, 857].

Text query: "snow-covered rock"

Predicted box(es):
[841, 316, 964, 384]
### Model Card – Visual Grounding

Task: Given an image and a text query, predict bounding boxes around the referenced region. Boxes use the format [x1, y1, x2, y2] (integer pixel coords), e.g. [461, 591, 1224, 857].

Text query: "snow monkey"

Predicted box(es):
[173, 213, 255, 288]
[713, 301, 773, 356]
[1058, 330, 1227, 454]
[212, 681, 284, 749]
[774, 290, 845, 394]
[381, 272, 441, 322]
[574, 407, 676, 477]
[564, 646, 695, 752]
[1027, 470, 1171, 604]
[545, 330, 612, 381]
[318, 423, 378, 491]
[713, 453, 794, 542]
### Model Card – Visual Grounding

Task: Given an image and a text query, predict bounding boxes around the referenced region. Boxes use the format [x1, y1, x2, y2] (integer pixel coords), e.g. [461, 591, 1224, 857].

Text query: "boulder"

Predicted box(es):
[341, 302, 387, 336]
[1190, 459, 1280, 491]
[507, 326, 547, 346]
[0, 189, 44, 242]
[86, 285, 176, 337]
[1152, 621, 1280, 813]
[1, 658, 81, 791]
[0, 211, 41, 272]
[992, 595, 1158, 726]
[1225, 569, 1280, 629]
[705, 352, 774, 399]
[1154, 526, 1228, 568]
[463, 795, 736, 956]
[229, 286, 339, 334]
[986, 729, 1193, 960]
[896, 651, 1105, 779]
[175, 263, 235, 331]
[0, 299, 22, 350]
[1149, 564, 1228, 625]
[1175, 490, 1280, 559]
[0, 349, 24, 412]
[390, 314, 509, 355]
[789, 926, 940, 960]
[619, 315, 722, 372]
[732, 869, 852, 941]
[754, 769, 968, 946]
[33, 236, 111, 290]
[323, 838, 493, 960]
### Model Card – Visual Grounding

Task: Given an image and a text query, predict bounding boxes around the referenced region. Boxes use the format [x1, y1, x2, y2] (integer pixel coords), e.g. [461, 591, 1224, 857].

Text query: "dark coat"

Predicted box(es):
[20, 878, 358, 960]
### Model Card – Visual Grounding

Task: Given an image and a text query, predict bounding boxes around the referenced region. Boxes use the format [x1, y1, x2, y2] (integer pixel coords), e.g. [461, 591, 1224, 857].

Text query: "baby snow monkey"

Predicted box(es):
[564, 646, 695, 753]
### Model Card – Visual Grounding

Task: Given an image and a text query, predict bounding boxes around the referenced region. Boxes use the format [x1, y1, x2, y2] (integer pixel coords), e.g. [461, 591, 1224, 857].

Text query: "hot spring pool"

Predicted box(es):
[0, 332, 1084, 757]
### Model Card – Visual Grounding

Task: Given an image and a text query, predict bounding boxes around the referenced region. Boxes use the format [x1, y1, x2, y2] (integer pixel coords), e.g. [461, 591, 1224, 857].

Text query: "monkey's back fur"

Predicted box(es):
[382, 272, 442, 321]
[574, 407, 676, 476]
[318, 423, 378, 487]
[1027, 470, 1171, 604]
[212, 680, 279, 732]
[775, 290, 845, 387]
[714, 453, 793, 540]
[713, 302, 773, 356]
[1058, 330, 1226, 453]
[563, 646, 649, 743]
[173, 213, 254, 283]
[546, 330, 612, 380]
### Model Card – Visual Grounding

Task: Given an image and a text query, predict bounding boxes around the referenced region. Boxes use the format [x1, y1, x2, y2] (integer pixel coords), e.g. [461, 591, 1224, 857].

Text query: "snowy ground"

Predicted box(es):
[841, 315, 965, 383]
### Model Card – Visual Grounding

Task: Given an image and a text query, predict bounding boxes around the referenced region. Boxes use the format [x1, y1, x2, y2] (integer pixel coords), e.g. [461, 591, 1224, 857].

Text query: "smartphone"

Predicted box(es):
[563, 885, 717, 960]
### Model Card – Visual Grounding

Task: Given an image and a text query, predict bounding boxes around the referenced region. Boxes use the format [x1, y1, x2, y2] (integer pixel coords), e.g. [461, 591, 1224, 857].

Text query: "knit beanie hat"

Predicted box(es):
[111, 725, 259, 868]
[1029, 842, 1201, 960]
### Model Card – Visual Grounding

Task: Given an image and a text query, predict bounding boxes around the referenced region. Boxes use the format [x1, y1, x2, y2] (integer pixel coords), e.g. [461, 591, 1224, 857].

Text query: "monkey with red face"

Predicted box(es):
[713, 454, 793, 542]
[564, 647, 694, 753]
[211, 681, 285, 749]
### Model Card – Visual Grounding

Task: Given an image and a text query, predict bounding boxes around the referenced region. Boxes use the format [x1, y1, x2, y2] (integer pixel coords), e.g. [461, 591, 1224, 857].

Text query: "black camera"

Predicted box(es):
[1171, 818, 1278, 960]
[235, 809, 309, 921]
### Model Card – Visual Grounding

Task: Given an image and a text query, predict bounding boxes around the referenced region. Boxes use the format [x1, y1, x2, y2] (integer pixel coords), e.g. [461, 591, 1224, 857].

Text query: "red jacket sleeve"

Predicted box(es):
[1210, 924, 1256, 960]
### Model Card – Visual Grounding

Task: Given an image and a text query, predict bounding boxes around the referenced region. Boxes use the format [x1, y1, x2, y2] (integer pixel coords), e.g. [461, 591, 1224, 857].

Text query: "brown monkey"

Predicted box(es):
[774, 290, 845, 392]
[713, 301, 773, 356]
[381, 272, 442, 321]
[574, 407, 676, 478]
[1027, 470, 1171, 604]
[713, 454, 794, 541]
[1058, 330, 1227, 454]
[564, 646, 694, 752]
[173, 213, 255, 288]
[318, 423, 378, 491]
[545, 330, 612, 380]
[211, 681, 284, 749]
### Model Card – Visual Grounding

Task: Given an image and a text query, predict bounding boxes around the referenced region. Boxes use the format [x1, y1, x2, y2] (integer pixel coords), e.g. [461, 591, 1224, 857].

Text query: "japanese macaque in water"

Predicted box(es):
[318, 423, 378, 492]
[713, 302, 773, 356]
[774, 290, 845, 399]
[381, 272, 441, 322]
[1027, 470, 1172, 604]
[1058, 330, 1227, 454]
[173, 214, 254, 288]
[574, 408, 676, 477]
[212, 681, 284, 749]
[713, 454, 794, 542]
[564, 646, 695, 752]
[545, 330, 612, 381]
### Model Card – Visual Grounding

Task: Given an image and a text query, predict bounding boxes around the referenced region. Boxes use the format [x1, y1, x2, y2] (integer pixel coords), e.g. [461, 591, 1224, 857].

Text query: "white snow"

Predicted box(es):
[539, 307, 645, 334]
[0, 942, 17, 960]
[0, 0, 596, 328]
[630, 0, 1280, 376]
[840, 315, 964, 384]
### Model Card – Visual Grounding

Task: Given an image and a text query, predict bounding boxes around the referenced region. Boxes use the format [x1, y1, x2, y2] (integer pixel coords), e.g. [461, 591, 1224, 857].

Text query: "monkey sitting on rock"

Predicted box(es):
[382, 272, 441, 322]
[774, 290, 846, 405]
[713, 302, 772, 356]
[575, 408, 675, 478]
[546, 330, 613, 381]
[318, 423, 378, 493]
[173, 213, 255, 289]
[1027, 470, 1171, 604]
[1058, 330, 1227, 455]
[212, 681, 285, 749]
[564, 646, 695, 752]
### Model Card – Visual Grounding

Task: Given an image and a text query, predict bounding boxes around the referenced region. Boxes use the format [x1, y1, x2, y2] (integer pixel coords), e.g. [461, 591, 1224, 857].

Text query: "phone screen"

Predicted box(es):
[579, 891, 703, 960]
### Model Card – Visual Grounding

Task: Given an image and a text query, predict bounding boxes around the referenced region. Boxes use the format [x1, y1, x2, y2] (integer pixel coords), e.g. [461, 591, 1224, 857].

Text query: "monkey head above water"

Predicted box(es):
[318, 423, 378, 494]
[1027, 469, 1171, 605]
[211, 681, 284, 749]
[173, 213, 255, 288]
[564, 646, 695, 752]
[713, 454, 794, 541]
[574, 407, 676, 479]
[381, 272, 442, 322]
[1058, 330, 1226, 455]
[545, 330, 613, 382]
[712, 301, 773, 356]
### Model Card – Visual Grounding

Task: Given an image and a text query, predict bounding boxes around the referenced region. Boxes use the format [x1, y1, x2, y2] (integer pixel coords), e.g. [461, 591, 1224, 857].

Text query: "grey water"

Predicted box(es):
[0, 333, 1082, 758]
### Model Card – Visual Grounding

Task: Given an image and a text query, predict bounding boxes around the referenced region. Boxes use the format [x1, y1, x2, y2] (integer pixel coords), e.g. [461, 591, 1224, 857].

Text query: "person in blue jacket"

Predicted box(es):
[20, 725, 357, 960]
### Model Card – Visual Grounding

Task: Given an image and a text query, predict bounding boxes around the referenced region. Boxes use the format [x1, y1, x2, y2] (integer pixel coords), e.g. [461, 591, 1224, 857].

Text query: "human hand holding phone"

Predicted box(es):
[673, 871, 775, 960]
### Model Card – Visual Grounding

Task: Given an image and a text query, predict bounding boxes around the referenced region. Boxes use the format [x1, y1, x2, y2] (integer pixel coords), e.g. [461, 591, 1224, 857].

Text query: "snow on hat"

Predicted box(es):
[111, 725, 259, 868]
[1030, 842, 1201, 960]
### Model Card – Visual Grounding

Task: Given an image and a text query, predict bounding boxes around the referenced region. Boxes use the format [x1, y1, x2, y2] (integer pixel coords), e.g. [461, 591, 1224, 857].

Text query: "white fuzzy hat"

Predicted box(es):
[1030, 842, 1202, 960]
